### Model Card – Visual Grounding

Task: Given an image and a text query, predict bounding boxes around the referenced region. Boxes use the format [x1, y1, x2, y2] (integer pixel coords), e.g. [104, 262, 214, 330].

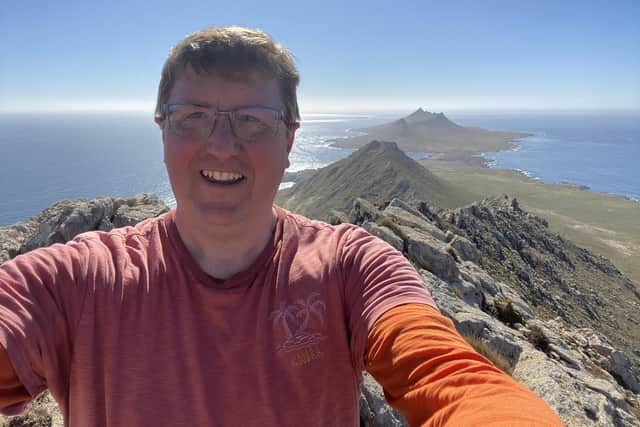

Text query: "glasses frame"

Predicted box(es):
[161, 103, 289, 140]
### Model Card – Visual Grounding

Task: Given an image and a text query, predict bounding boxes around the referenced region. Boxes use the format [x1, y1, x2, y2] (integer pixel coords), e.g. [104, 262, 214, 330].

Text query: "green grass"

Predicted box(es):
[433, 167, 640, 284]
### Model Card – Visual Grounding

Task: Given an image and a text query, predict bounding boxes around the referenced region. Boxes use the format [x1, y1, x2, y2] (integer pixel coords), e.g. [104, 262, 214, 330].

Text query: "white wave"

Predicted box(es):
[303, 119, 349, 123]
[279, 182, 295, 190]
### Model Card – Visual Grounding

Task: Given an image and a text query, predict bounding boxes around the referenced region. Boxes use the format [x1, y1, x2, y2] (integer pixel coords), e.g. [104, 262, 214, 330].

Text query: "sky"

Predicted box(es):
[1, 0, 639, 113]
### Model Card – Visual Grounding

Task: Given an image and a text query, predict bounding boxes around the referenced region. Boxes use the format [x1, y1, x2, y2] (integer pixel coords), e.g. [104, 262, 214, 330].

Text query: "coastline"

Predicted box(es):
[419, 135, 640, 205]
[429, 158, 640, 285]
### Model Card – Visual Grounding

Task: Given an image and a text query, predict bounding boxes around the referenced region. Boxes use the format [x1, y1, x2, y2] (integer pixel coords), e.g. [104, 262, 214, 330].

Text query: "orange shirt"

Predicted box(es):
[367, 303, 564, 426]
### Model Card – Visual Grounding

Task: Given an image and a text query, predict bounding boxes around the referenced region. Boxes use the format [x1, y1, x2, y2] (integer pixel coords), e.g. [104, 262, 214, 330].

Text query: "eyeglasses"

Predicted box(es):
[161, 104, 289, 141]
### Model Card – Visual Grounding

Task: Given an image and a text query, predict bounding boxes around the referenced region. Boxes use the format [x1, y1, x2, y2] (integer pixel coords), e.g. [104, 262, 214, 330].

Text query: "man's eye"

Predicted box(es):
[185, 111, 208, 120]
[236, 114, 261, 123]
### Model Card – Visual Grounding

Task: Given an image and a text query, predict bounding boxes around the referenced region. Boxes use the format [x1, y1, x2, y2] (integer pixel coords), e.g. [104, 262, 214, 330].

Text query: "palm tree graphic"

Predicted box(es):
[271, 293, 328, 353]
[270, 301, 297, 340]
[294, 293, 327, 335]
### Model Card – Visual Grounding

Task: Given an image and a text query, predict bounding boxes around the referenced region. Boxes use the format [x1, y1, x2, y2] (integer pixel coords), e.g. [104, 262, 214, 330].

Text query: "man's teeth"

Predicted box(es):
[201, 170, 245, 182]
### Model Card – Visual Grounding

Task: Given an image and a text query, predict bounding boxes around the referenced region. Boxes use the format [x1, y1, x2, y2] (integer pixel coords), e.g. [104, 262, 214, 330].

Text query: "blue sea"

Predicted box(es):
[0, 110, 638, 226]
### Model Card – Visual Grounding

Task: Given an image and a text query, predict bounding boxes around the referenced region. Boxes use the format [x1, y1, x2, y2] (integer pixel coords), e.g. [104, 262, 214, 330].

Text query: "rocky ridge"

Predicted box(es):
[348, 197, 640, 426]
[0, 194, 169, 265]
[276, 140, 475, 218]
[1, 189, 639, 425]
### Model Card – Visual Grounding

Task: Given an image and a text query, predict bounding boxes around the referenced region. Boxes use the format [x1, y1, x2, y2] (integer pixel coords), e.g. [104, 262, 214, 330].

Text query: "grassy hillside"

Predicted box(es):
[277, 140, 475, 219]
[433, 167, 640, 285]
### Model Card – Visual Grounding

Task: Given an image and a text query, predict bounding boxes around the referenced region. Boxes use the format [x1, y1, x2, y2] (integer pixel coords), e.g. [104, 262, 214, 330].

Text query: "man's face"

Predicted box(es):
[158, 67, 295, 230]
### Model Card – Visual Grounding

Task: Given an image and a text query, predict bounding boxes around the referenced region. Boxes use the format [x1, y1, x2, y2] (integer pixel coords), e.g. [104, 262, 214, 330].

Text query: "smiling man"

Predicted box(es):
[0, 27, 563, 426]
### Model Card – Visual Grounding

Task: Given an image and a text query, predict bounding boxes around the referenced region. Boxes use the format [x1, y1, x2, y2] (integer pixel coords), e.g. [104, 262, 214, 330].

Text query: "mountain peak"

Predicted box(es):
[406, 107, 431, 120]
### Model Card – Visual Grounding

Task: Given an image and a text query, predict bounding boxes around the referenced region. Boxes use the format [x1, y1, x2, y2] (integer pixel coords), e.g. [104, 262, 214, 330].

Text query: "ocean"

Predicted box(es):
[0, 110, 638, 227]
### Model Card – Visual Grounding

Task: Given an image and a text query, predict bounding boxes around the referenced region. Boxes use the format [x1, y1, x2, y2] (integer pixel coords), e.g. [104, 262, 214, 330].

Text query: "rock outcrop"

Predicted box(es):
[345, 197, 640, 426]
[0, 194, 169, 264]
[439, 195, 640, 377]
[2, 188, 639, 426]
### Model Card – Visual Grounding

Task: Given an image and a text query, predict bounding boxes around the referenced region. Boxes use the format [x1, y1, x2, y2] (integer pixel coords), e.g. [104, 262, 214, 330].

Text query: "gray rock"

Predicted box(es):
[112, 194, 169, 228]
[360, 372, 408, 427]
[547, 321, 640, 393]
[0, 195, 169, 264]
[349, 198, 382, 225]
[401, 225, 459, 281]
[382, 204, 446, 242]
[423, 268, 640, 426]
[448, 279, 484, 308]
[0, 221, 38, 263]
[362, 221, 404, 252]
[447, 234, 480, 264]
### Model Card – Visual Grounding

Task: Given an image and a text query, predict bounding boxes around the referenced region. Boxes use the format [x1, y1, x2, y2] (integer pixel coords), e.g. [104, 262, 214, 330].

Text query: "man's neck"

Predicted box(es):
[174, 208, 277, 280]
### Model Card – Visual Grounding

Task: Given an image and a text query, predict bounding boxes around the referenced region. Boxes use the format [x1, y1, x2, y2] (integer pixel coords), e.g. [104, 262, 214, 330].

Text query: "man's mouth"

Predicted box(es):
[200, 170, 245, 184]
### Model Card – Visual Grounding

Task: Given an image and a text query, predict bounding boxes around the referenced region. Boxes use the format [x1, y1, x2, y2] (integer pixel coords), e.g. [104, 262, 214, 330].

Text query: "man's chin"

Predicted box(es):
[177, 201, 269, 230]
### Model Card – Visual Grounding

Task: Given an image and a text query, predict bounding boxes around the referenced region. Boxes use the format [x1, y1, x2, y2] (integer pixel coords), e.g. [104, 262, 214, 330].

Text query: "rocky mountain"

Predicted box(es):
[2, 184, 640, 424]
[0, 194, 169, 264]
[277, 141, 640, 425]
[330, 108, 529, 152]
[440, 197, 640, 370]
[348, 197, 640, 426]
[276, 140, 476, 219]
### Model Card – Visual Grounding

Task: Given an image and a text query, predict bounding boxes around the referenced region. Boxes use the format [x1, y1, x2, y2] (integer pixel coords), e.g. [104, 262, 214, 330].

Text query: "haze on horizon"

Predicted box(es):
[1, 0, 639, 114]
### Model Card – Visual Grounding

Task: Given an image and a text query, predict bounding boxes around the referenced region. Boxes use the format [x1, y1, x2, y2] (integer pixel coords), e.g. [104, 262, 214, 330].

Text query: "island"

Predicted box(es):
[329, 108, 530, 152]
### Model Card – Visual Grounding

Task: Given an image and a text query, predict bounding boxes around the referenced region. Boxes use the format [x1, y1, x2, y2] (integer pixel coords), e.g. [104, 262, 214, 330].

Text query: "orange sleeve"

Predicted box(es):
[365, 303, 564, 426]
[0, 344, 31, 410]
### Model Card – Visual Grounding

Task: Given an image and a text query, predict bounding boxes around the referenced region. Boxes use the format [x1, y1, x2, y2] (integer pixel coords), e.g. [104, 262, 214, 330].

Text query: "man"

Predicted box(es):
[0, 27, 563, 426]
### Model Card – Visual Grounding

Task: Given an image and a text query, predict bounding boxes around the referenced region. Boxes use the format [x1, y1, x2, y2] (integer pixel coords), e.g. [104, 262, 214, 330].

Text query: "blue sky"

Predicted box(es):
[1, 0, 639, 113]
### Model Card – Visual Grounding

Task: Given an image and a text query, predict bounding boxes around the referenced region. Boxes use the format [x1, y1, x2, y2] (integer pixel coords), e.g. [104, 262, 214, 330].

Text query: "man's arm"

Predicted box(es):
[366, 303, 564, 426]
[0, 345, 30, 410]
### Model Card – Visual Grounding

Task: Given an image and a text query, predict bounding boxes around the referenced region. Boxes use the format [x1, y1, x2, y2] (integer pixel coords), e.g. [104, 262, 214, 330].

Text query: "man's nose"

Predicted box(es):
[205, 113, 240, 158]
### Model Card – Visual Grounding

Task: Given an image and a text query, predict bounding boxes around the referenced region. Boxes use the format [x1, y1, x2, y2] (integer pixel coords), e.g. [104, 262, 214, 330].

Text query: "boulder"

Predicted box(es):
[362, 222, 404, 252]
[382, 202, 446, 242]
[112, 194, 169, 228]
[447, 234, 480, 264]
[400, 225, 459, 281]
[359, 372, 408, 426]
[349, 198, 382, 225]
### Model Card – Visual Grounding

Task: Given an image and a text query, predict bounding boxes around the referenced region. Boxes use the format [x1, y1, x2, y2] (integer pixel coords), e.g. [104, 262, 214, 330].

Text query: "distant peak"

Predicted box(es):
[408, 107, 429, 117]
[360, 140, 400, 152]
[405, 107, 440, 122]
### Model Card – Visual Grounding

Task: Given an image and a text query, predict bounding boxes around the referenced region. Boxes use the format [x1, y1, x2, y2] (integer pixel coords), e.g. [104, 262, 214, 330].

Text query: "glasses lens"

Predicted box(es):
[231, 107, 280, 140]
[168, 105, 214, 138]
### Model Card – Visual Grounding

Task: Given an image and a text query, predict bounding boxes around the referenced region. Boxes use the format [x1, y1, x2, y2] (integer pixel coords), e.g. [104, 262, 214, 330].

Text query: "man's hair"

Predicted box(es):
[155, 26, 300, 126]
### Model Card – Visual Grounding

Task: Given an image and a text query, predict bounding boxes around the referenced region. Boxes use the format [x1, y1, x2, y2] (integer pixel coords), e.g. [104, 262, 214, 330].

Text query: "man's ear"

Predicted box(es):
[286, 123, 299, 154]
[155, 116, 166, 144]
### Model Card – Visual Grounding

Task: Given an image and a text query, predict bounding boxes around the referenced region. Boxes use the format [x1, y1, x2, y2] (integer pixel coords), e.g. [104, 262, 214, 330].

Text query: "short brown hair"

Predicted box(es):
[155, 26, 300, 125]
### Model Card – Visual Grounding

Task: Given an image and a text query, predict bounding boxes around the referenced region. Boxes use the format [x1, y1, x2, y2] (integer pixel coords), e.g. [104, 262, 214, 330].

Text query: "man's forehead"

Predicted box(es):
[180, 64, 275, 85]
